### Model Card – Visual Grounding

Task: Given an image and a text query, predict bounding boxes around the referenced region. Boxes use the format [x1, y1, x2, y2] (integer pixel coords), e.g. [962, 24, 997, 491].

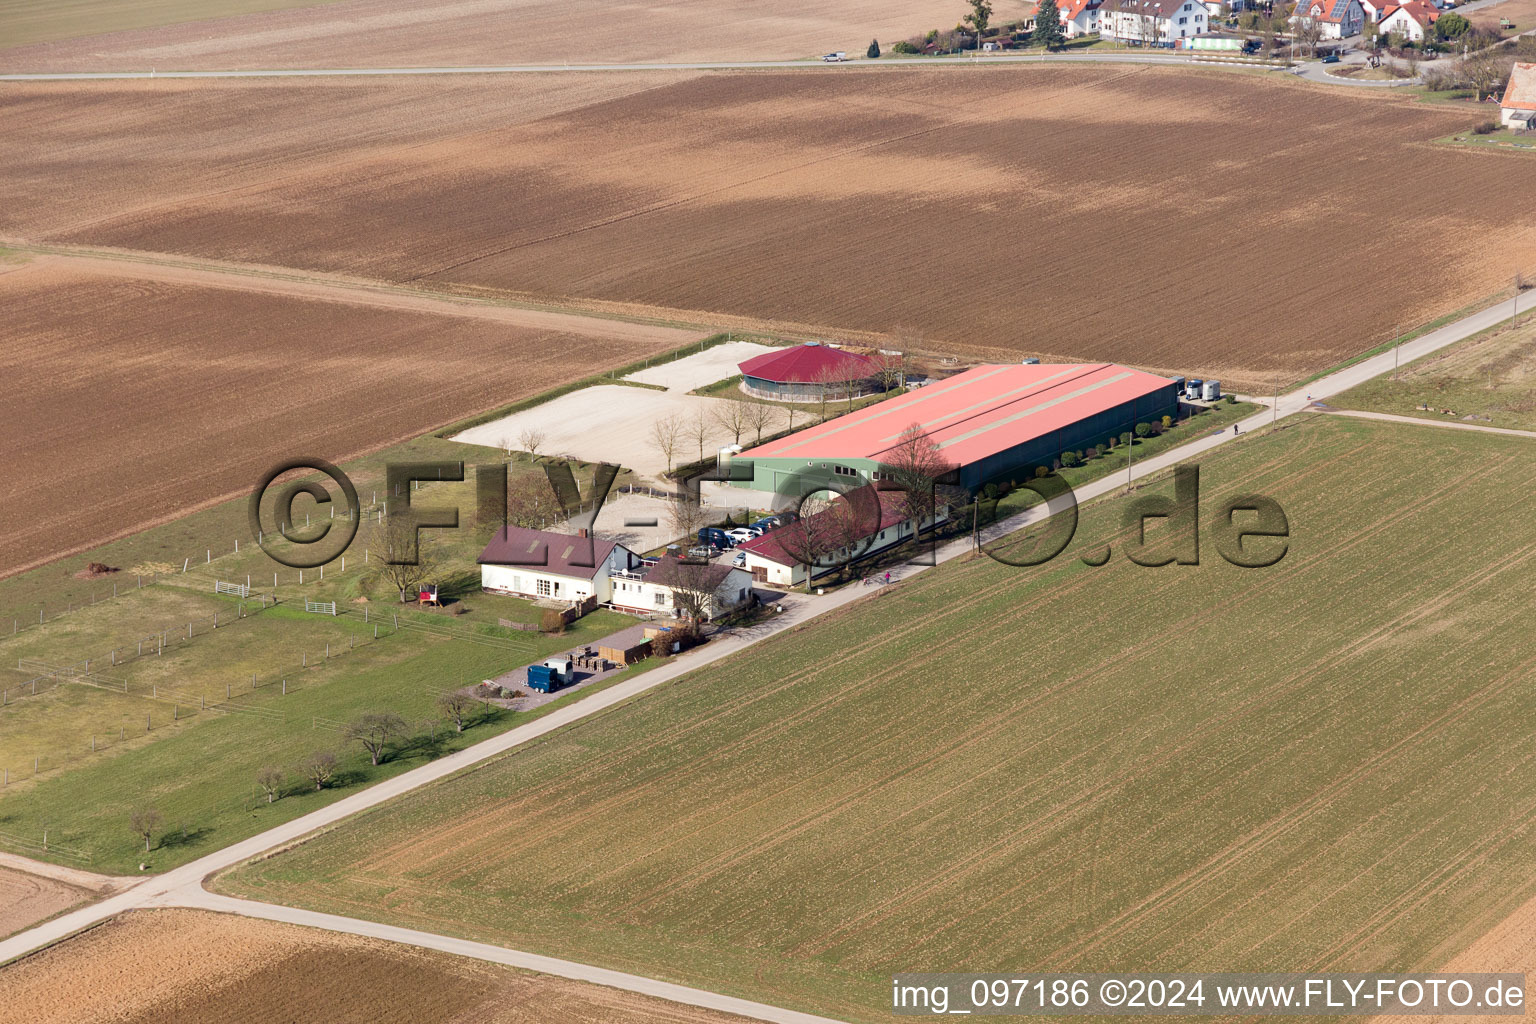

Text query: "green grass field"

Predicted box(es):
[1329, 310, 1536, 432]
[0, 433, 649, 872]
[0, 0, 352, 48]
[223, 415, 1536, 1023]
[0, 601, 640, 872]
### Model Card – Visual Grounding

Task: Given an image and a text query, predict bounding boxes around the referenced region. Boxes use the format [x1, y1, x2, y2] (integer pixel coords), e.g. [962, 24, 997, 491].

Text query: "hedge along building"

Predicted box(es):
[730, 362, 1182, 496]
[738, 342, 879, 401]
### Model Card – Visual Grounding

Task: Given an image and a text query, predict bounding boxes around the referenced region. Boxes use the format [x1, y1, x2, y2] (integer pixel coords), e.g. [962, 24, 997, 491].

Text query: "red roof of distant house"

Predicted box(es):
[738, 487, 911, 568]
[1298, 0, 1352, 22]
[1380, 0, 1438, 26]
[1059, 0, 1103, 19]
[738, 362, 1178, 469]
[1504, 63, 1536, 112]
[477, 526, 629, 579]
[738, 344, 876, 384]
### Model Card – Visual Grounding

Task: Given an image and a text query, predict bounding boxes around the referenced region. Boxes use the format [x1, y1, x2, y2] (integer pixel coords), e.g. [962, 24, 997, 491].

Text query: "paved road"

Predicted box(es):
[0, 51, 1289, 81]
[1310, 406, 1536, 439]
[0, 289, 1523, 1017]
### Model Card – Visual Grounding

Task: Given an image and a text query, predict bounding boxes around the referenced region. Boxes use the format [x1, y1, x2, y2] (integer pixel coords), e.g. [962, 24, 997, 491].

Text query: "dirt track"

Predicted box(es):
[0, 255, 694, 579]
[0, 909, 755, 1024]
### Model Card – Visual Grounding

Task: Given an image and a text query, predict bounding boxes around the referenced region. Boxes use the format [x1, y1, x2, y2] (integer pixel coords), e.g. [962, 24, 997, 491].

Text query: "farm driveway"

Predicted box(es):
[623, 340, 776, 391]
[14, 248, 706, 349]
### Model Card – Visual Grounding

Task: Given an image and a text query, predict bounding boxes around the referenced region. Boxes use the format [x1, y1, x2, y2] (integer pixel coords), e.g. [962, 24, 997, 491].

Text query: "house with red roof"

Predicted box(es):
[1502, 63, 1536, 130]
[478, 526, 640, 604]
[1358, 0, 1390, 22]
[738, 342, 878, 402]
[1057, 0, 1106, 37]
[1377, 0, 1438, 40]
[1292, 0, 1364, 37]
[735, 486, 950, 587]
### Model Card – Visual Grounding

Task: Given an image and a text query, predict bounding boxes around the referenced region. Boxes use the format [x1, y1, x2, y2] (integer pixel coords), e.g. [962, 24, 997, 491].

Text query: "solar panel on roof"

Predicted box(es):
[1329, 0, 1350, 19]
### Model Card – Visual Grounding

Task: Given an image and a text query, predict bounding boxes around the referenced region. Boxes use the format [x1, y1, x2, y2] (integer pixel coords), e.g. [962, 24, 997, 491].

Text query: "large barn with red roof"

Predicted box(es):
[733, 362, 1181, 495]
[738, 342, 879, 402]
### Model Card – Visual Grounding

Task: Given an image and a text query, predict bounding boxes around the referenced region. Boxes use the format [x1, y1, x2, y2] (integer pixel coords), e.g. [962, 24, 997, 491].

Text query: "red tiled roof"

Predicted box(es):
[738, 343, 876, 384]
[477, 526, 627, 579]
[1380, 0, 1438, 26]
[738, 487, 911, 568]
[738, 362, 1177, 469]
[1060, 0, 1103, 19]
[1504, 63, 1536, 113]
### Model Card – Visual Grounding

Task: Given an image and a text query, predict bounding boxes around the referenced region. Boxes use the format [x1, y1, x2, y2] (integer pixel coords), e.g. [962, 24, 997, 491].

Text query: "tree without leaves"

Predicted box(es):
[652, 556, 722, 623]
[517, 427, 547, 460]
[813, 364, 842, 421]
[302, 749, 338, 791]
[437, 690, 478, 734]
[879, 423, 958, 532]
[774, 489, 883, 588]
[649, 415, 683, 475]
[688, 407, 712, 463]
[666, 490, 711, 544]
[1293, 15, 1322, 57]
[742, 400, 775, 444]
[375, 514, 441, 602]
[256, 765, 284, 804]
[712, 401, 749, 446]
[129, 806, 162, 853]
[506, 471, 563, 529]
[1464, 50, 1513, 99]
[870, 350, 911, 391]
[345, 711, 408, 766]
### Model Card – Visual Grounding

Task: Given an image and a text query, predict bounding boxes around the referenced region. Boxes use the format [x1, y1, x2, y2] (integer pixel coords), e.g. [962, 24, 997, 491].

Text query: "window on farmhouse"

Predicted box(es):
[654, 592, 666, 607]
[536, 579, 552, 597]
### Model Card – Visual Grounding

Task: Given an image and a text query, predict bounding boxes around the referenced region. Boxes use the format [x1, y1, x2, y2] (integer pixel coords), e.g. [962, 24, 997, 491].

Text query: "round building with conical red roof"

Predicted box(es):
[738, 343, 879, 402]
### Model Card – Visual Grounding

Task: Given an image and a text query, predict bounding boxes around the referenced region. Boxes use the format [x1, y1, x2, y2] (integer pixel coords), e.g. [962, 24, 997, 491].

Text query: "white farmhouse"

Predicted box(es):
[478, 526, 639, 605]
[1100, 0, 1209, 44]
[1058, 0, 1106, 37]
[1377, 0, 1439, 40]
[609, 555, 755, 621]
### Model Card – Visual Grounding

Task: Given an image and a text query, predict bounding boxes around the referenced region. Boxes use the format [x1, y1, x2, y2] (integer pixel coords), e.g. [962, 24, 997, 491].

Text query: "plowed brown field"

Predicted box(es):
[0, 0, 985, 72]
[0, 256, 691, 579]
[7, 68, 1534, 389]
[0, 909, 752, 1024]
[0, 867, 88, 939]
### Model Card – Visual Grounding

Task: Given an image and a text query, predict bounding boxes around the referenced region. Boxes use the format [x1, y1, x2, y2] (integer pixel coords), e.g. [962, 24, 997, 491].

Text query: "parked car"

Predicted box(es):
[731, 550, 748, 568]
[688, 545, 719, 560]
[698, 527, 734, 549]
[725, 527, 759, 545]
[1321, 52, 1341, 63]
[821, 51, 847, 61]
[751, 516, 781, 532]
